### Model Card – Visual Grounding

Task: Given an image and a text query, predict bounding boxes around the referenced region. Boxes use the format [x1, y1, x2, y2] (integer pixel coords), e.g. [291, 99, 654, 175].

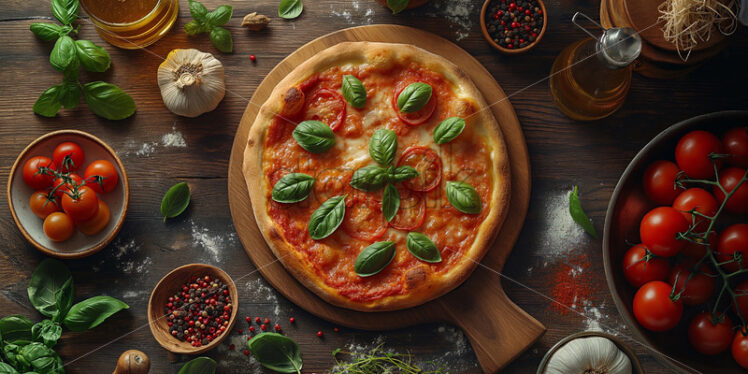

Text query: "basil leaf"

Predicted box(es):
[292, 120, 336, 154]
[178, 357, 216, 374]
[278, 0, 303, 19]
[2, 343, 24, 370]
[50, 35, 77, 72]
[59, 81, 80, 109]
[75, 39, 111, 72]
[387, 0, 410, 14]
[341, 75, 366, 108]
[354, 241, 396, 277]
[0, 362, 19, 374]
[382, 183, 400, 222]
[19, 342, 63, 373]
[397, 82, 432, 113]
[350, 165, 389, 192]
[82, 81, 136, 120]
[308, 195, 346, 240]
[272, 173, 315, 203]
[33, 85, 63, 118]
[183, 20, 208, 35]
[369, 129, 397, 166]
[31, 320, 61, 348]
[389, 165, 418, 183]
[406, 232, 442, 263]
[188, 0, 209, 22]
[209, 26, 233, 53]
[63, 296, 129, 332]
[30, 23, 63, 41]
[433, 117, 466, 144]
[0, 316, 33, 343]
[569, 186, 598, 238]
[52, 277, 74, 323]
[51, 0, 79, 25]
[446, 181, 482, 214]
[206, 5, 233, 26]
[160, 182, 190, 221]
[247, 332, 303, 374]
[27, 259, 72, 318]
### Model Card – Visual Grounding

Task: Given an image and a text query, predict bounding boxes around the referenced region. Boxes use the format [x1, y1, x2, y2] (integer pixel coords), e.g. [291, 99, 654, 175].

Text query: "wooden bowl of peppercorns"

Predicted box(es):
[480, 0, 547, 54]
[148, 263, 239, 355]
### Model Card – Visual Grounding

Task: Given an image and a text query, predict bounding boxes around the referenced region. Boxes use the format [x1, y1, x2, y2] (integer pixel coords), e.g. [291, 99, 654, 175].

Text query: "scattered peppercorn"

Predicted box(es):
[274, 323, 281, 331]
[255, 317, 261, 324]
[260, 324, 267, 331]
[317, 331, 323, 338]
[333, 327, 340, 333]
[245, 316, 251, 323]
[484, 0, 544, 50]
[249, 326, 255, 332]
[237, 329, 242, 334]
[163, 275, 232, 347]
[264, 317, 271, 324]
[249, 54, 257, 62]
[289, 317, 295, 324]
[229, 344, 235, 350]
[243, 349, 250, 356]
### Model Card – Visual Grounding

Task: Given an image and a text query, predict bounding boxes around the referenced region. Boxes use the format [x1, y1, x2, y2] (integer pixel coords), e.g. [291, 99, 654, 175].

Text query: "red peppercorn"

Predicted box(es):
[264, 318, 271, 324]
[289, 317, 295, 323]
[508, 44, 514, 49]
[245, 316, 251, 323]
[317, 331, 323, 337]
[498, 10, 504, 16]
[260, 324, 267, 331]
[249, 326, 255, 332]
[537, 9, 543, 14]
[229, 344, 235, 350]
[255, 317, 261, 323]
[248, 336, 252, 340]
[237, 329, 242, 334]
[509, 3, 516, 10]
[274, 324, 281, 331]
[243, 349, 250, 356]
[333, 327, 340, 333]
[249, 54, 256, 62]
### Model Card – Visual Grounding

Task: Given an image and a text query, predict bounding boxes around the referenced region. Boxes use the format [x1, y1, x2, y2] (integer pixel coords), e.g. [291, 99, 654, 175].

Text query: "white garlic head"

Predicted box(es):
[158, 49, 225, 118]
[544, 336, 632, 374]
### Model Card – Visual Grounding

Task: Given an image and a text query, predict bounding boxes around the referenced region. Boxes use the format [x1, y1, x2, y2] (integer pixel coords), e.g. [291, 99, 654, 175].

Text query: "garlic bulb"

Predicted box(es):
[158, 49, 225, 118]
[544, 336, 632, 374]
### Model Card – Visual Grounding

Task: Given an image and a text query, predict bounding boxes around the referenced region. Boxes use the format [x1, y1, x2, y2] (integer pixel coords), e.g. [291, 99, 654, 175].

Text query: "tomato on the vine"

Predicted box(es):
[22, 156, 57, 190]
[51, 173, 83, 199]
[680, 230, 717, 260]
[723, 127, 748, 168]
[716, 223, 748, 273]
[29, 191, 59, 219]
[52, 141, 85, 173]
[668, 262, 715, 306]
[734, 280, 748, 320]
[43, 212, 74, 242]
[61, 185, 99, 222]
[633, 280, 683, 332]
[672, 188, 718, 232]
[688, 312, 734, 355]
[733, 328, 748, 369]
[675, 130, 724, 179]
[640, 206, 690, 257]
[643, 160, 684, 205]
[76, 200, 111, 236]
[622, 244, 670, 287]
[713, 167, 748, 214]
[84, 160, 119, 194]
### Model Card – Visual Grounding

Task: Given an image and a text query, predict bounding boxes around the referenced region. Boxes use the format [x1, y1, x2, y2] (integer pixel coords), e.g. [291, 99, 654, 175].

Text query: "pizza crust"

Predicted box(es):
[244, 42, 510, 311]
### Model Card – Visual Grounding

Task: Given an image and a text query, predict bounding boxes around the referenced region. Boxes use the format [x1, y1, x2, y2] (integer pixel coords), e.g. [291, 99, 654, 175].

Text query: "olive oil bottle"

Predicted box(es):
[80, 0, 178, 49]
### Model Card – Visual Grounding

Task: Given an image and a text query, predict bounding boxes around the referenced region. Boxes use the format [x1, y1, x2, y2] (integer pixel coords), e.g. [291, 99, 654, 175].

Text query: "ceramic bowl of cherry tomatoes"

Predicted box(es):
[603, 110, 748, 373]
[7, 130, 129, 259]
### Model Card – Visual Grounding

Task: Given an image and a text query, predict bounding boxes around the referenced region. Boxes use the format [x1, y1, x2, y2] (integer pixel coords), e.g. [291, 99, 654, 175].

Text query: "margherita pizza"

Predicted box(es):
[243, 42, 510, 311]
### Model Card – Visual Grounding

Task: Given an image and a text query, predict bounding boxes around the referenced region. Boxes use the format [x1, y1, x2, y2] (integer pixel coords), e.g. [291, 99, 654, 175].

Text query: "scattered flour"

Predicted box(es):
[136, 142, 157, 157]
[426, 0, 476, 41]
[190, 221, 236, 264]
[537, 189, 588, 258]
[161, 126, 187, 148]
[93, 238, 153, 276]
[244, 277, 282, 317]
[118, 124, 187, 157]
[330, 0, 376, 25]
[121, 290, 150, 300]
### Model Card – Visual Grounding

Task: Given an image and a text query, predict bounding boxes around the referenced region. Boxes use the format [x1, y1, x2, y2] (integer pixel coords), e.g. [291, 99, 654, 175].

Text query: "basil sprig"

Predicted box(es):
[185, 0, 234, 53]
[341, 75, 367, 108]
[386, 0, 410, 14]
[434, 117, 466, 144]
[382, 183, 400, 222]
[247, 332, 303, 374]
[178, 357, 217, 374]
[406, 232, 442, 263]
[446, 181, 482, 214]
[569, 186, 598, 238]
[397, 82, 432, 113]
[161, 182, 191, 221]
[354, 241, 396, 277]
[308, 195, 346, 240]
[272, 173, 315, 203]
[292, 120, 336, 154]
[279, 0, 304, 19]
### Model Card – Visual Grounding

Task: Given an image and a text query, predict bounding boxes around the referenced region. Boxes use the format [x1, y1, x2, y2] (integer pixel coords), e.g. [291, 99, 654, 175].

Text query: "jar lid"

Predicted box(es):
[599, 27, 642, 67]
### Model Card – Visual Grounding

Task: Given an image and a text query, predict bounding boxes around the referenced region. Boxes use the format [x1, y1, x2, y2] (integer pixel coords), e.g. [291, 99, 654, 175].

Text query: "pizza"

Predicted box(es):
[243, 42, 510, 311]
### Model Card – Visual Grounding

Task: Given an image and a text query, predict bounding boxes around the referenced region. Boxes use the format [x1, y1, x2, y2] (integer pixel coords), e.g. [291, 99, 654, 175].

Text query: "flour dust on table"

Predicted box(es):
[92, 237, 153, 277]
[118, 125, 187, 158]
[190, 220, 237, 264]
[425, 0, 476, 41]
[329, 0, 376, 25]
[537, 188, 590, 258]
[244, 277, 285, 318]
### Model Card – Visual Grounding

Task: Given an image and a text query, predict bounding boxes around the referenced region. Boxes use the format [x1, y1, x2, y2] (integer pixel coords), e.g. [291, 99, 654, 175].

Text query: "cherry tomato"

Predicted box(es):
[643, 160, 684, 205]
[61, 185, 99, 222]
[640, 206, 690, 257]
[388, 187, 426, 231]
[723, 127, 748, 168]
[22, 156, 57, 190]
[52, 141, 85, 173]
[303, 88, 346, 132]
[713, 167, 748, 214]
[29, 191, 60, 219]
[397, 146, 442, 192]
[688, 312, 733, 355]
[675, 130, 724, 179]
[734, 280, 748, 320]
[716, 223, 748, 273]
[341, 194, 387, 241]
[392, 84, 437, 126]
[681, 230, 717, 260]
[51, 173, 83, 199]
[668, 262, 715, 306]
[84, 160, 119, 194]
[672, 188, 718, 232]
[43, 212, 74, 242]
[76, 200, 110, 236]
[622, 244, 670, 287]
[633, 280, 683, 332]
[733, 328, 748, 369]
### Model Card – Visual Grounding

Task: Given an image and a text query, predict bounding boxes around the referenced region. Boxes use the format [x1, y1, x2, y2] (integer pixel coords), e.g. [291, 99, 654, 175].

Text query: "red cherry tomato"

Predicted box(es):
[681, 230, 717, 260]
[733, 328, 748, 369]
[388, 187, 426, 231]
[734, 280, 748, 320]
[392, 84, 437, 126]
[688, 312, 734, 355]
[52, 141, 85, 173]
[672, 188, 718, 232]
[668, 262, 715, 306]
[303, 88, 346, 132]
[22, 156, 57, 190]
[716, 223, 748, 273]
[29, 191, 60, 219]
[622, 244, 670, 287]
[713, 167, 748, 214]
[61, 185, 99, 222]
[51, 173, 83, 199]
[633, 280, 683, 332]
[640, 206, 690, 257]
[643, 160, 684, 205]
[341, 194, 387, 242]
[675, 130, 724, 179]
[723, 127, 748, 168]
[43, 212, 74, 242]
[397, 146, 442, 192]
[76, 200, 111, 236]
[84, 160, 119, 194]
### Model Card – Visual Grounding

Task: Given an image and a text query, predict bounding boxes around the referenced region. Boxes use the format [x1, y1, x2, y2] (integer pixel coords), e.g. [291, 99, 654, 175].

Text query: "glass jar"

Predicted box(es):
[80, 0, 178, 49]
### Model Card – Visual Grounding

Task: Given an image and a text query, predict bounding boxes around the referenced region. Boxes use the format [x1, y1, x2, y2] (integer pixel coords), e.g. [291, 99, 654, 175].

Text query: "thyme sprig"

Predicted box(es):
[331, 345, 447, 374]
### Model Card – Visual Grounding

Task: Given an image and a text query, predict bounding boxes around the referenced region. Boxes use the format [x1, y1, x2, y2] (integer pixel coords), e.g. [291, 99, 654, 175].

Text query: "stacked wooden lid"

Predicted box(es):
[600, 0, 730, 79]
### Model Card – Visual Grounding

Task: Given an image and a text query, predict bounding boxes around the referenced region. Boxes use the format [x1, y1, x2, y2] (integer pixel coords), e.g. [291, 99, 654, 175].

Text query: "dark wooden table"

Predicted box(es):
[1, 0, 746, 373]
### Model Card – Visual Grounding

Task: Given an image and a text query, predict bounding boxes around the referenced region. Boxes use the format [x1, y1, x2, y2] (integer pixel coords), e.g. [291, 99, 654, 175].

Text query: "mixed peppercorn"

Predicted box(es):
[485, 0, 544, 50]
[164, 275, 232, 347]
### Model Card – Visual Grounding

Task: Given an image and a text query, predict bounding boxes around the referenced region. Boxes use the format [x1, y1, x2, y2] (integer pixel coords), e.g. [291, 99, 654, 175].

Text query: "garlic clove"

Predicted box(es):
[157, 49, 226, 118]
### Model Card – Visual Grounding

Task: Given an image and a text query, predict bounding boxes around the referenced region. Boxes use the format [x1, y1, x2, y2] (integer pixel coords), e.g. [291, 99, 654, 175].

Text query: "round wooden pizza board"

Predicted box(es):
[227, 25, 545, 373]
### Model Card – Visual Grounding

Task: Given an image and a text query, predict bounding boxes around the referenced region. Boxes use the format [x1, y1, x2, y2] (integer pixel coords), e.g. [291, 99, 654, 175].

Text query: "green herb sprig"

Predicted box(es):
[569, 186, 598, 238]
[247, 332, 303, 374]
[332, 344, 447, 374]
[30, 0, 136, 120]
[278, 0, 304, 19]
[185, 0, 234, 53]
[161, 182, 191, 221]
[178, 357, 217, 374]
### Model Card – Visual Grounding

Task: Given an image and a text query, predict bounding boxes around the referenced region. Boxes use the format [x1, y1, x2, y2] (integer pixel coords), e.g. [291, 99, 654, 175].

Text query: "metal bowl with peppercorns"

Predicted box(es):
[480, 0, 547, 54]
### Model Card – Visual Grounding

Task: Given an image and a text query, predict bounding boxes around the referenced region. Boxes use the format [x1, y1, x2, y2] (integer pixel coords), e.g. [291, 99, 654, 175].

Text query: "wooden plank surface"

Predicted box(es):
[0, 0, 746, 373]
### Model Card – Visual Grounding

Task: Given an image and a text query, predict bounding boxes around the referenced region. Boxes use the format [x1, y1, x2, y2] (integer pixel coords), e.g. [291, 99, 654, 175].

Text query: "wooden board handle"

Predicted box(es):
[439, 267, 546, 373]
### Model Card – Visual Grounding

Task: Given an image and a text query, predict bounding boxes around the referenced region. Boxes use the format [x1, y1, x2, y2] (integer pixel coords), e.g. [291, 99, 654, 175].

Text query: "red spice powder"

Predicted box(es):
[546, 252, 594, 314]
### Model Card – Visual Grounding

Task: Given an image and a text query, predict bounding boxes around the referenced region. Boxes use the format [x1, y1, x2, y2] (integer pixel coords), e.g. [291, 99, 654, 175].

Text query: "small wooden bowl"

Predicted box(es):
[536, 331, 644, 374]
[6, 130, 129, 259]
[480, 0, 547, 54]
[148, 264, 239, 355]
